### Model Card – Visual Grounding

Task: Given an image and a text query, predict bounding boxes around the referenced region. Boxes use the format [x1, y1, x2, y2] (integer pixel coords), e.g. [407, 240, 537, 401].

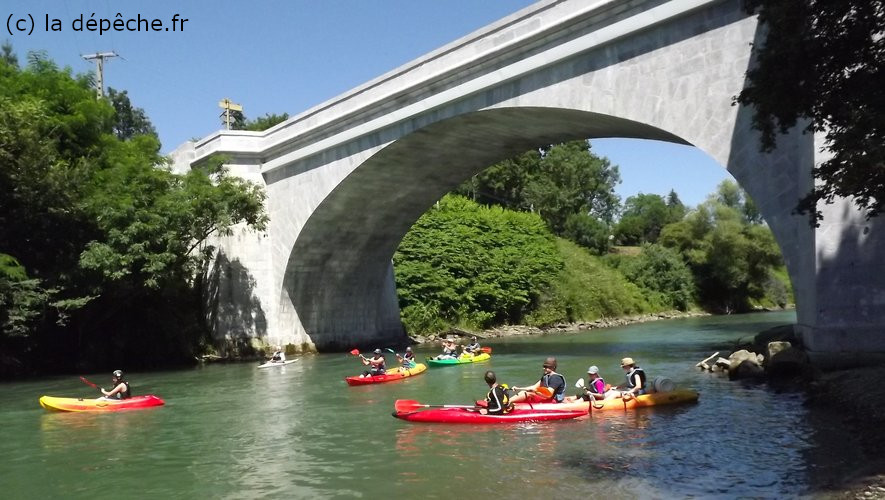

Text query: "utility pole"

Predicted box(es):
[218, 98, 243, 130]
[81, 51, 118, 97]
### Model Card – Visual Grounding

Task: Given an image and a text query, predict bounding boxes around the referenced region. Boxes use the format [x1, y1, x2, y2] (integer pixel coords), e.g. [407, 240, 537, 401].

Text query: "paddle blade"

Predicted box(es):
[535, 386, 554, 398]
[386, 348, 396, 354]
[349, 349, 360, 356]
[394, 399, 424, 413]
[480, 347, 492, 354]
[79, 376, 98, 389]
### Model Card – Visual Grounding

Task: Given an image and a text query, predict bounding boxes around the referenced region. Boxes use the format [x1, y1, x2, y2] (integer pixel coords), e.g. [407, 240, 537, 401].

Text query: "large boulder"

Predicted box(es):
[729, 359, 765, 380]
[766, 341, 810, 378]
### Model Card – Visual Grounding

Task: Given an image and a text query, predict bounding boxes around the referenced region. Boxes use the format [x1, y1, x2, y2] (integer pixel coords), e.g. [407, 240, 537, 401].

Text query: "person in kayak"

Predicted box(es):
[270, 346, 286, 363]
[610, 357, 647, 399]
[510, 357, 567, 404]
[463, 336, 481, 355]
[568, 365, 609, 401]
[100, 370, 131, 400]
[479, 370, 513, 415]
[396, 346, 416, 368]
[360, 349, 386, 377]
[432, 339, 458, 360]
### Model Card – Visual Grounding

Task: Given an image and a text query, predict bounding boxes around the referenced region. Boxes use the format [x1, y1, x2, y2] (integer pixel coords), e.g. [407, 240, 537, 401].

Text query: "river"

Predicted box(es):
[0, 311, 866, 498]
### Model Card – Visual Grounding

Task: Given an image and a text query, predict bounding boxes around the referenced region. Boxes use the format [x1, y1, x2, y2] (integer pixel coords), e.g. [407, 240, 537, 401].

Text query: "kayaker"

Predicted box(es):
[611, 357, 647, 399]
[396, 347, 416, 368]
[270, 346, 286, 363]
[432, 339, 458, 360]
[479, 370, 512, 415]
[510, 357, 567, 404]
[100, 370, 131, 400]
[360, 349, 386, 377]
[571, 365, 608, 401]
[463, 336, 481, 355]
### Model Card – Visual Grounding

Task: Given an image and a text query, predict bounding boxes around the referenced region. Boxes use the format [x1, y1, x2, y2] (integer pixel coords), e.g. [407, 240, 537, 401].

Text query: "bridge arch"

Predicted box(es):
[173, 0, 884, 357]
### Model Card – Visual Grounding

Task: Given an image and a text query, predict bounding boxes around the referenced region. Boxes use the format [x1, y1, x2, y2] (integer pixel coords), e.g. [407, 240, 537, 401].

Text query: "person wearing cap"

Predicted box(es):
[579, 365, 608, 401]
[479, 370, 513, 415]
[100, 370, 131, 400]
[510, 357, 567, 404]
[463, 336, 481, 355]
[432, 338, 458, 360]
[360, 349, 386, 377]
[396, 347, 416, 368]
[613, 357, 647, 398]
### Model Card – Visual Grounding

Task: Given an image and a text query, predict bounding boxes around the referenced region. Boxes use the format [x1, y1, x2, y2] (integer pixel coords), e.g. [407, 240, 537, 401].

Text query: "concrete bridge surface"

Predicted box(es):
[171, 0, 885, 359]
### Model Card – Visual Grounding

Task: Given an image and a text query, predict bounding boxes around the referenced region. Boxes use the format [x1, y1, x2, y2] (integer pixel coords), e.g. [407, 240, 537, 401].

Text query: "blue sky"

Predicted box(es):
[4, 0, 731, 207]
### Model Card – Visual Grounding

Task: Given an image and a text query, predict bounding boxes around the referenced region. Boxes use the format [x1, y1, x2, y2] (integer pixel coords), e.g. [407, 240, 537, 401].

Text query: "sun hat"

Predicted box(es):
[620, 357, 635, 367]
[587, 365, 599, 374]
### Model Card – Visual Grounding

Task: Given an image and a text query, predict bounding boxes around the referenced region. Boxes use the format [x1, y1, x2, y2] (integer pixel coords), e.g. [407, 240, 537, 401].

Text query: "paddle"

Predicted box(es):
[349, 348, 366, 359]
[480, 346, 492, 354]
[515, 386, 553, 398]
[394, 399, 477, 413]
[79, 376, 100, 390]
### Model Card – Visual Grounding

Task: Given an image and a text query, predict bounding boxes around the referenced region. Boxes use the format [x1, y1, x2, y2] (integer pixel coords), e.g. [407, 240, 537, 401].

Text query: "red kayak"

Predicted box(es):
[392, 407, 587, 423]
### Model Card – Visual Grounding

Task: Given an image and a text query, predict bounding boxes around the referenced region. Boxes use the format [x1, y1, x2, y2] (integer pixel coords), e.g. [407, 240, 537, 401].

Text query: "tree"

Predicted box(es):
[242, 113, 290, 131]
[614, 193, 674, 245]
[106, 88, 157, 142]
[736, 0, 885, 223]
[620, 244, 695, 311]
[525, 141, 621, 230]
[394, 195, 562, 332]
[0, 53, 269, 372]
[1, 40, 17, 67]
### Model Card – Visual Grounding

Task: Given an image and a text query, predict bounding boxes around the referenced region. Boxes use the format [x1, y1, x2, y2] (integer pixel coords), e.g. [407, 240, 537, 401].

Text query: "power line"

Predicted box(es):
[81, 51, 119, 97]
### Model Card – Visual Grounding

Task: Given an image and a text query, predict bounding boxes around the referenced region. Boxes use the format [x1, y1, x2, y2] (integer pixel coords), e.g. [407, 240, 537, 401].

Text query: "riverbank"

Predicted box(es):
[410, 309, 712, 343]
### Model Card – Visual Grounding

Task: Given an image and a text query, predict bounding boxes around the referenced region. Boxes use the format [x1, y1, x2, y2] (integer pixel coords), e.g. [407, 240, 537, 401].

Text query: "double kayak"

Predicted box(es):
[258, 359, 298, 369]
[426, 352, 490, 367]
[345, 363, 427, 385]
[393, 407, 587, 424]
[506, 389, 700, 411]
[39, 395, 165, 412]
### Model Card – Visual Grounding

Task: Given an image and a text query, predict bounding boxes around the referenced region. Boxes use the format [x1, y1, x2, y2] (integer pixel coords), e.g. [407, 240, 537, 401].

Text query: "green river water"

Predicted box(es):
[0, 311, 869, 498]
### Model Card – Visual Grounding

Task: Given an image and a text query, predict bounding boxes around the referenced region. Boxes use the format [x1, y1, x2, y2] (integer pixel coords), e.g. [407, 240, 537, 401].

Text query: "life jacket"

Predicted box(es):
[589, 377, 606, 394]
[486, 384, 513, 414]
[371, 356, 386, 372]
[110, 381, 131, 400]
[542, 372, 567, 402]
[625, 367, 647, 391]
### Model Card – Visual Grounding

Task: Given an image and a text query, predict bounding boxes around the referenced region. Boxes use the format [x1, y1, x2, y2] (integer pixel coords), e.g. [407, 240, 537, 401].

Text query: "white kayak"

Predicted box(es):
[258, 359, 297, 369]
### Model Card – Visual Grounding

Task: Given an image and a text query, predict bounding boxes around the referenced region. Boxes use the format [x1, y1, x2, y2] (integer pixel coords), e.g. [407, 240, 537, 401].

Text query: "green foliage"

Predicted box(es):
[526, 239, 653, 326]
[242, 113, 290, 131]
[737, 0, 885, 222]
[459, 141, 620, 247]
[658, 186, 787, 313]
[614, 193, 683, 245]
[0, 53, 268, 372]
[394, 195, 563, 333]
[618, 244, 695, 311]
[105, 88, 157, 142]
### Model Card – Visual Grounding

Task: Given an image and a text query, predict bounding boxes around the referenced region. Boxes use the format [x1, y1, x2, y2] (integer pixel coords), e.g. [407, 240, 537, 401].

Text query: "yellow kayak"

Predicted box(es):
[426, 352, 491, 366]
[512, 389, 699, 411]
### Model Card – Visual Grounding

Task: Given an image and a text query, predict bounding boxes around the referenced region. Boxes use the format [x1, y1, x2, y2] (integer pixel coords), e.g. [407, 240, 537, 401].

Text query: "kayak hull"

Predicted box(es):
[258, 359, 297, 369]
[345, 363, 427, 385]
[512, 389, 699, 411]
[426, 352, 490, 366]
[393, 407, 587, 424]
[39, 395, 165, 412]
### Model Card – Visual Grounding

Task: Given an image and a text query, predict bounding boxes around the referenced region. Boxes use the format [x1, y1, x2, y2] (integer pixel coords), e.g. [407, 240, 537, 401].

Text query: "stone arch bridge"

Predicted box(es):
[171, 0, 884, 359]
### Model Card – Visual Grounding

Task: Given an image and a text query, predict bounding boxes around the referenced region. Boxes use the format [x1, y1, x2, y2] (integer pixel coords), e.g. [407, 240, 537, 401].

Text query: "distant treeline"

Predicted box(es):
[393, 142, 790, 334]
